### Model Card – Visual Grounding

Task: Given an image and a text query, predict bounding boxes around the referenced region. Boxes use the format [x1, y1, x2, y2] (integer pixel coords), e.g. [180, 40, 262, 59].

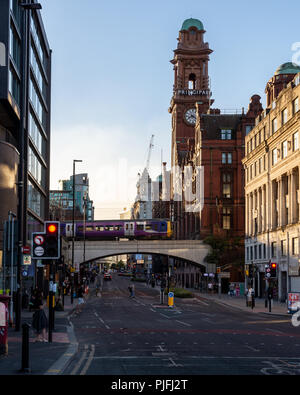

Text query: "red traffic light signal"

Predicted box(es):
[46, 223, 58, 234]
[270, 262, 277, 277]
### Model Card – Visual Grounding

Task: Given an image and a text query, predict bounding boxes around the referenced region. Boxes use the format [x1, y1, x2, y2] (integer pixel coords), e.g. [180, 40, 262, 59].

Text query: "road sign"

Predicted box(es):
[218, 272, 230, 278]
[34, 246, 45, 257]
[34, 235, 44, 245]
[23, 255, 31, 265]
[22, 245, 31, 254]
[168, 292, 174, 308]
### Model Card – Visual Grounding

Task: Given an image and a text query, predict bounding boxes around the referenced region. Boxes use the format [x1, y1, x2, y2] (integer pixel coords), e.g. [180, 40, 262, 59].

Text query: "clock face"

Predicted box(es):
[185, 108, 196, 125]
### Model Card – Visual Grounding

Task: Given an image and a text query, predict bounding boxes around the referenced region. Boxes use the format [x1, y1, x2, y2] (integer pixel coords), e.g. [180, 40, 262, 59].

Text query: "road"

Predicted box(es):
[63, 273, 300, 375]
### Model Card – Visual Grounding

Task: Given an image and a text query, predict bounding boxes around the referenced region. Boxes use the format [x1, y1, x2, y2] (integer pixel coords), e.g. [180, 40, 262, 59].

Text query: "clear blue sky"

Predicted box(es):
[40, 0, 300, 219]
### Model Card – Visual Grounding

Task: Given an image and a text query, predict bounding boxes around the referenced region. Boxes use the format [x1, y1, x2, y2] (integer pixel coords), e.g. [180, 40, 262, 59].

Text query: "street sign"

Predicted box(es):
[34, 246, 44, 257]
[23, 255, 31, 265]
[34, 235, 44, 245]
[168, 292, 174, 308]
[22, 245, 31, 254]
[288, 293, 300, 314]
[218, 272, 230, 278]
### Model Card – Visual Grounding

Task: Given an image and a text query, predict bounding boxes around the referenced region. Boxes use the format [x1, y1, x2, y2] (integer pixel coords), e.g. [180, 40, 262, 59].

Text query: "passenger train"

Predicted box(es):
[61, 219, 172, 240]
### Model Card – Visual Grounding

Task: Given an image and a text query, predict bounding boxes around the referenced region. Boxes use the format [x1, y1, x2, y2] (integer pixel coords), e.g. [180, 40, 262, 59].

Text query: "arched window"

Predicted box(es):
[188, 73, 196, 89]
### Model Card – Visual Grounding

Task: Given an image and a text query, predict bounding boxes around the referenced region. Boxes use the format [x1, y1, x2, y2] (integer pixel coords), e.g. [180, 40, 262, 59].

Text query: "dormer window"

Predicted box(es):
[221, 129, 232, 140]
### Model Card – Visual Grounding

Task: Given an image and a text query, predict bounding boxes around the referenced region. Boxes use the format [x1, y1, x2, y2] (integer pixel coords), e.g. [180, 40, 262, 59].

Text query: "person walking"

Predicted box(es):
[32, 294, 48, 342]
[131, 283, 135, 298]
[76, 285, 85, 314]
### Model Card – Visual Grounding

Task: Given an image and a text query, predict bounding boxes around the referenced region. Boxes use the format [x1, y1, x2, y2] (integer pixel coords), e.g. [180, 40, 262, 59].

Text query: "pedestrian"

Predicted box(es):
[76, 284, 85, 314]
[32, 295, 48, 342]
[131, 283, 135, 298]
[128, 284, 132, 297]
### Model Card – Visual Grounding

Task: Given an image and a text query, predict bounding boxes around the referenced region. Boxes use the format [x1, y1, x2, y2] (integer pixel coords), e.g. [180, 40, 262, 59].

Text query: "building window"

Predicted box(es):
[222, 208, 231, 230]
[222, 173, 232, 198]
[272, 148, 278, 165]
[10, 0, 21, 28]
[282, 108, 288, 125]
[271, 242, 277, 258]
[272, 118, 277, 134]
[293, 97, 299, 115]
[8, 67, 20, 105]
[245, 125, 252, 135]
[9, 25, 21, 71]
[293, 131, 299, 151]
[27, 180, 45, 218]
[28, 146, 46, 188]
[259, 157, 262, 173]
[281, 240, 287, 257]
[292, 237, 299, 255]
[222, 152, 232, 164]
[282, 140, 288, 159]
[258, 245, 262, 259]
[221, 129, 232, 140]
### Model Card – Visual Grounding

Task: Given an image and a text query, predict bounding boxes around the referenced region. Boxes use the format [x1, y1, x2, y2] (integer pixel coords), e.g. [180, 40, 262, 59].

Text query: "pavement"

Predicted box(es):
[145, 281, 290, 317]
[0, 290, 83, 375]
[0, 279, 291, 376]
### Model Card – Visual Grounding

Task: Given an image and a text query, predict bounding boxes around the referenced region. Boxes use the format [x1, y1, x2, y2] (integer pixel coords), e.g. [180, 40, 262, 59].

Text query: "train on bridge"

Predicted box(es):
[61, 219, 172, 240]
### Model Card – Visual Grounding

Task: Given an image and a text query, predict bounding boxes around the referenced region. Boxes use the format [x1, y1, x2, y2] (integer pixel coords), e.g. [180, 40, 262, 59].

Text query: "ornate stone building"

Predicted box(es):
[243, 64, 300, 301]
[169, 18, 217, 240]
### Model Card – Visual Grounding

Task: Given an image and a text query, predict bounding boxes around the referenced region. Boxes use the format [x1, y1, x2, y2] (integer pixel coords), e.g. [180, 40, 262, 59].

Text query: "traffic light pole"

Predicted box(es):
[48, 260, 55, 343]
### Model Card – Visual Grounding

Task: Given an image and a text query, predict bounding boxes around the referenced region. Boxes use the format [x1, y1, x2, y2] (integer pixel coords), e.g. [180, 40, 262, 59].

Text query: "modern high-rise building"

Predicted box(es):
[0, 0, 52, 296]
[50, 173, 95, 221]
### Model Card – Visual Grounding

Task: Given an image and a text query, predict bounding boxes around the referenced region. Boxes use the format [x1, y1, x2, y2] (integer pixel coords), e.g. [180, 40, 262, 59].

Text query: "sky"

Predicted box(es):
[40, 0, 300, 219]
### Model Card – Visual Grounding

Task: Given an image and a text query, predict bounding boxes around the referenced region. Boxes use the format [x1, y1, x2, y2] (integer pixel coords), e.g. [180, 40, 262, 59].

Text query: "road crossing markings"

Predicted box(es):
[176, 320, 191, 327]
[71, 344, 88, 376]
[245, 345, 260, 352]
[80, 344, 95, 376]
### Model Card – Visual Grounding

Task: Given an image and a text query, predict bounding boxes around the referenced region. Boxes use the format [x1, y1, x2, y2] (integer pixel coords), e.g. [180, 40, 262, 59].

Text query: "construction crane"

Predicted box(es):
[146, 134, 155, 172]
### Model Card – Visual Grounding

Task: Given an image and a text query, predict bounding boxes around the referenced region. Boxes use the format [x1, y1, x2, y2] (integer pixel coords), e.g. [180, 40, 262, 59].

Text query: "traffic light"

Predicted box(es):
[44, 221, 60, 259]
[32, 221, 60, 260]
[248, 264, 253, 278]
[270, 262, 277, 278]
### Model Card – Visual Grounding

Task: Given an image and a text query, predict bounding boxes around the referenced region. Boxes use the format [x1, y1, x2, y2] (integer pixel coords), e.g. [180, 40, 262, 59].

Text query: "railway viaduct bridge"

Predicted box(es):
[62, 239, 215, 273]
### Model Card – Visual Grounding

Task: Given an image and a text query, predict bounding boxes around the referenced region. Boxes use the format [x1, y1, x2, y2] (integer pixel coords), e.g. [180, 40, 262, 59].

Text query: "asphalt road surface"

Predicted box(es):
[63, 273, 300, 376]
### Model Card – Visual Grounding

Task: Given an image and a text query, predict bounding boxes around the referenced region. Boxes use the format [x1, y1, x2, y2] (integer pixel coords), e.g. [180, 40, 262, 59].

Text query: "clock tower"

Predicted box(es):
[169, 18, 214, 167]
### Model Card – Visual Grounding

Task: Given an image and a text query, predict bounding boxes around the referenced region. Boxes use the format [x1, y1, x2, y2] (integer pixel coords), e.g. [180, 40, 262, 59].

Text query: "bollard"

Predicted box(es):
[21, 323, 31, 373]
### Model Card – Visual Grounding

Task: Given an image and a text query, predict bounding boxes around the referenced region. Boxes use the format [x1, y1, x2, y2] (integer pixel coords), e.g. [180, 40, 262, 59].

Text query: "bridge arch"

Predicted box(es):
[67, 239, 215, 273]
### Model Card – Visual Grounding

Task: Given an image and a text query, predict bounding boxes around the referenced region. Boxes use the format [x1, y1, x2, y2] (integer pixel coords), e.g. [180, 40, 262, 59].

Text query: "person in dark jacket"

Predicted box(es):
[32, 295, 48, 342]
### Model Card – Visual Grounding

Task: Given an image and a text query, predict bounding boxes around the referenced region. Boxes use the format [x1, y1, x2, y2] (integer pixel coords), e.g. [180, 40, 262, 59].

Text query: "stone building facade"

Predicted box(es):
[243, 64, 300, 301]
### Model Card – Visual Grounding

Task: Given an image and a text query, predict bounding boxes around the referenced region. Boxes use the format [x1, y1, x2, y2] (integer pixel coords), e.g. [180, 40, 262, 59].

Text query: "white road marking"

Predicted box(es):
[71, 344, 88, 376]
[176, 320, 191, 327]
[80, 344, 95, 376]
[245, 345, 259, 352]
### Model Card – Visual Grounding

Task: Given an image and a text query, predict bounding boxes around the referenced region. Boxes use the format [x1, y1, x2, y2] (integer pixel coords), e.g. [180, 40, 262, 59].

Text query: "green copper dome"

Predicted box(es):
[275, 62, 300, 75]
[181, 18, 204, 31]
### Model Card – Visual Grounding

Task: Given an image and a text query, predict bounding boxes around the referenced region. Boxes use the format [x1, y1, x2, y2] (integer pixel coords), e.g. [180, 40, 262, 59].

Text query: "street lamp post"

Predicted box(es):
[71, 160, 82, 304]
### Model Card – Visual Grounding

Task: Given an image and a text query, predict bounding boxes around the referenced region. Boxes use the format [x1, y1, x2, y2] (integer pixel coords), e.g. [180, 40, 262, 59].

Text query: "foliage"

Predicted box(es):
[165, 287, 194, 298]
[203, 235, 244, 267]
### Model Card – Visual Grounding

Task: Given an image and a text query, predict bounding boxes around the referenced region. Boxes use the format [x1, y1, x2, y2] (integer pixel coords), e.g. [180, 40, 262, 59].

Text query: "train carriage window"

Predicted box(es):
[137, 224, 144, 231]
[96, 226, 104, 231]
[109, 226, 114, 231]
[105, 226, 109, 231]
[85, 226, 94, 231]
[77, 226, 83, 232]
[160, 222, 167, 231]
[146, 225, 152, 230]
[152, 223, 159, 231]
[115, 226, 122, 231]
